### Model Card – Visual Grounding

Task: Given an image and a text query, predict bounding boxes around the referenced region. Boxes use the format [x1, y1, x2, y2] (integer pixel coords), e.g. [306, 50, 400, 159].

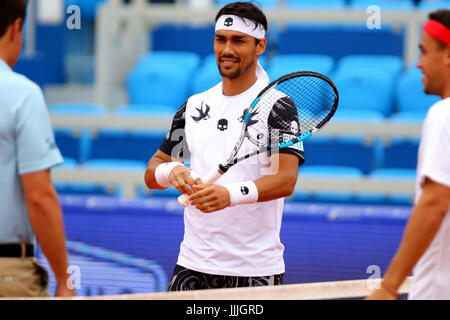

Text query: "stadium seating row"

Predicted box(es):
[126, 51, 440, 119]
[53, 126, 419, 173]
[68, 0, 450, 18]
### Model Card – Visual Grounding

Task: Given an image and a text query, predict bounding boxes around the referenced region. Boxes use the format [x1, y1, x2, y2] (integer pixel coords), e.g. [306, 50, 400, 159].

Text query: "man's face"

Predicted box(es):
[214, 29, 264, 79]
[417, 32, 448, 96]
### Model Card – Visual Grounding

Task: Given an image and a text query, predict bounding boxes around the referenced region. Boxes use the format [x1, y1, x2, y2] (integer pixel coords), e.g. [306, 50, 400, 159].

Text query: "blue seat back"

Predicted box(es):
[127, 51, 201, 107]
[333, 69, 394, 115]
[267, 54, 335, 80]
[396, 67, 441, 112]
[87, 130, 167, 162]
[303, 136, 377, 174]
[337, 55, 403, 75]
[383, 138, 420, 169]
[54, 128, 81, 162]
[192, 54, 222, 94]
[350, 0, 414, 9]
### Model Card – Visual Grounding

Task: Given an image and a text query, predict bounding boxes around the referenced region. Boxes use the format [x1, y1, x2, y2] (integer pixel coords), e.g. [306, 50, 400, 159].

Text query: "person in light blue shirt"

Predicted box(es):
[0, 0, 75, 297]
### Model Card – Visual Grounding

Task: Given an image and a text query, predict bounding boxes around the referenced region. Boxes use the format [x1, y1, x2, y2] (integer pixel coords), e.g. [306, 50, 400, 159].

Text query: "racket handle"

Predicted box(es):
[177, 167, 223, 207]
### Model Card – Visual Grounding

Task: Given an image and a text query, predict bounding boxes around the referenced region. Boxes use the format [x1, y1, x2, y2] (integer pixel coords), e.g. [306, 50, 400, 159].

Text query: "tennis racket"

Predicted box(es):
[178, 71, 339, 207]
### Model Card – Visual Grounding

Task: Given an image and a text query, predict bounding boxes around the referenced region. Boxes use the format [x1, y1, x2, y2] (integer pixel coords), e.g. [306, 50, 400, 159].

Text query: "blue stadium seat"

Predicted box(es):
[333, 69, 394, 116]
[394, 67, 441, 115]
[303, 135, 379, 174]
[85, 129, 166, 165]
[286, 0, 346, 8]
[419, 0, 450, 10]
[192, 54, 222, 95]
[337, 55, 403, 75]
[127, 51, 201, 108]
[114, 104, 177, 117]
[49, 103, 107, 115]
[278, 23, 404, 60]
[267, 54, 335, 80]
[152, 24, 215, 58]
[351, 0, 415, 9]
[54, 181, 115, 196]
[333, 109, 385, 121]
[294, 165, 364, 203]
[54, 128, 89, 163]
[382, 137, 420, 170]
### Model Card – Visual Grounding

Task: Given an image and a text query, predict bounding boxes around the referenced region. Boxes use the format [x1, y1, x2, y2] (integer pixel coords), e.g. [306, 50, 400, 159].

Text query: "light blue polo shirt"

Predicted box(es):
[0, 58, 63, 244]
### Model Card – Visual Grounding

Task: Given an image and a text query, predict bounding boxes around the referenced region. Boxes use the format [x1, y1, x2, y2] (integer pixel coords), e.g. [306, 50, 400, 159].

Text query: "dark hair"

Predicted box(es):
[428, 9, 450, 48]
[215, 1, 268, 34]
[0, 0, 28, 38]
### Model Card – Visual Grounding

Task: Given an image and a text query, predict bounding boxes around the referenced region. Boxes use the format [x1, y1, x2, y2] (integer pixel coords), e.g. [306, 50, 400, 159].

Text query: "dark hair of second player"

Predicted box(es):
[0, 0, 28, 38]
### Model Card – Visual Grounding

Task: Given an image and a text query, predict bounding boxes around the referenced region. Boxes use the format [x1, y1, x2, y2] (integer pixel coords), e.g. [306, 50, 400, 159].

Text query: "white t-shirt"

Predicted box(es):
[409, 98, 450, 300]
[160, 79, 304, 276]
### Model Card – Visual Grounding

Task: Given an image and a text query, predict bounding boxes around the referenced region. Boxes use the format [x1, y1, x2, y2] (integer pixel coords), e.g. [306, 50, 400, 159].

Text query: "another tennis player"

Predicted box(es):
[145, 1, 304, 291]
[366, 9, 450, 300]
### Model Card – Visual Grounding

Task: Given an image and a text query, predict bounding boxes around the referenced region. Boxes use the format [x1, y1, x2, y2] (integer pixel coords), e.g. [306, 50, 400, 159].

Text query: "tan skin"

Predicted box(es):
[1, 19, 75, 297]
[22, 171, 76, 297]
[145, 28, 300, 213]
[366, 31, 450, 300]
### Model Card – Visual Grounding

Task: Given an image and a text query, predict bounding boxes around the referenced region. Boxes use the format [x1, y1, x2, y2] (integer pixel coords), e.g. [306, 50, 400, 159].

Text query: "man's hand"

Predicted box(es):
[189, 184, 231, 213]
[169, 166, 202, 196]
[55, 283, 77, 297]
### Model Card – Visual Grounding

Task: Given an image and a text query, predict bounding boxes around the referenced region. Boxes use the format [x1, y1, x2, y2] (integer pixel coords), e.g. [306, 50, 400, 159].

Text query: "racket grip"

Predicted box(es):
[177, 168, 223, 207]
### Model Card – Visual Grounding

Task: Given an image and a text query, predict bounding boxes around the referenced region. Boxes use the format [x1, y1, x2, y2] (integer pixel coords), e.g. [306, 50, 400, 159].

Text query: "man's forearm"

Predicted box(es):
[26, 194, 70, 284]
[254, 173, 297, 202]
[145, 151, 177, 190]
[383, 197, 447, 291]
[254, 154, 299, 202]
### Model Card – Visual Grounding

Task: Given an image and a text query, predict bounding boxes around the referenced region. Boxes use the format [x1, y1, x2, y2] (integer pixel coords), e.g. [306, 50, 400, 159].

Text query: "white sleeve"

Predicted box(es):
[420, 108, 450, 188]
[15, 84, 63, 174]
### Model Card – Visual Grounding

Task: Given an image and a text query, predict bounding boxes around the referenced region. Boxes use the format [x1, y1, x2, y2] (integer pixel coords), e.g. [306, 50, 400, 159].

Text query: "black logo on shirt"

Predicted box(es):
[238, 108, 259, 127]
[191, 102, 211, 122]
[46, 138, 57, 150]
[240, 186, 249, 195]
[217, 119, 228, 131]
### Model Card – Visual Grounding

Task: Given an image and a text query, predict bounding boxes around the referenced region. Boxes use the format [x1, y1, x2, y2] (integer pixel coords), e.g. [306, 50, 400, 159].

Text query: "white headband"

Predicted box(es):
[215, 14, 266, 40]
[215, 14, 269, 83]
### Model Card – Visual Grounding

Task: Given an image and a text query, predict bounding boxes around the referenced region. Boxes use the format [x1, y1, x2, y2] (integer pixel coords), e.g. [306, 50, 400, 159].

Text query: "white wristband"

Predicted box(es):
[224, 181, 259, 206]
[155, 162, 184, 188]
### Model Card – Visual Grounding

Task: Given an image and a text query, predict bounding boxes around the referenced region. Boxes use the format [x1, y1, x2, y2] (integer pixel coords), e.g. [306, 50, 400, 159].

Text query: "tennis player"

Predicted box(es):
[145, 1, 304, 290]
[366, 9, 450, 300]
[0, 0, 75, 297]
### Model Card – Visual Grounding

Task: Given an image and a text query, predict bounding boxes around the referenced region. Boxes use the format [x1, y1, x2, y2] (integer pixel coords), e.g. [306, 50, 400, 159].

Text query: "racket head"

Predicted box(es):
[243, 71, 339, 149]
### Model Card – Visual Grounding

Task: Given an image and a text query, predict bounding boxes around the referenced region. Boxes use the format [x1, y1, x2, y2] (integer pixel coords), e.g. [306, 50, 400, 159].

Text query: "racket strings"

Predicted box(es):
[246, 75, 337, 145]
